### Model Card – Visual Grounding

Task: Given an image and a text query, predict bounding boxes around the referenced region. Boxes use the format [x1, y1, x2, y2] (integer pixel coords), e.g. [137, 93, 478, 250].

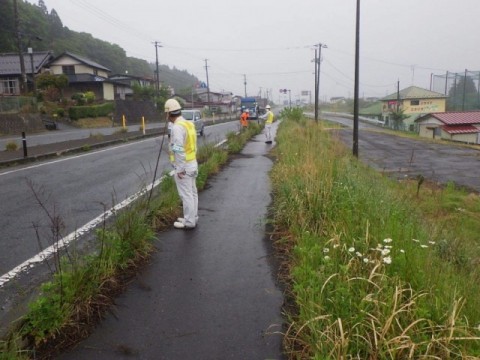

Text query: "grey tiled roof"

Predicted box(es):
[48, 52, 111, 72]
[0, 51, 54, 76]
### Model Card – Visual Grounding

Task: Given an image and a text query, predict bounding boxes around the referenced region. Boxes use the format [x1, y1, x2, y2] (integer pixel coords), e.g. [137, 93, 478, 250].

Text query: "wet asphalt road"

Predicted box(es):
[59, 124, 285, 360]
[334, 128, 480, 192]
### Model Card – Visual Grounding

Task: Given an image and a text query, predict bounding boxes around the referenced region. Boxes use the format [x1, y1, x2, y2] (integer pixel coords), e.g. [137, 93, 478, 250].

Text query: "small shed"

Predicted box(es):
[415, 111, 480, 144]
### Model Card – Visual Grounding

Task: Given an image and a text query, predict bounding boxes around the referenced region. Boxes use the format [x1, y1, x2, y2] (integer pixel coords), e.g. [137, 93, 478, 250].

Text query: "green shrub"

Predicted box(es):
[84, 91, 95, 104]
[71, 93, 86, 106]
[5, 141, 18, 151]
[69, 102, 115, 120]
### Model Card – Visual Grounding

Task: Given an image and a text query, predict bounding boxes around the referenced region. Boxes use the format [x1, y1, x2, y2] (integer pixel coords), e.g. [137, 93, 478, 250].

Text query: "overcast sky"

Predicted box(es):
[27, 0, 480, 102]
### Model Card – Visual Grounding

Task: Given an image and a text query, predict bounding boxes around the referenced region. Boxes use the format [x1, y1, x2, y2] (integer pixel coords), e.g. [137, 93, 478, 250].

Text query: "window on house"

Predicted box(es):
[1, 78, 18, 94]
[93, 69, 98, 76]
[410, 100, 419, 106]
[62, 65, 75, 75]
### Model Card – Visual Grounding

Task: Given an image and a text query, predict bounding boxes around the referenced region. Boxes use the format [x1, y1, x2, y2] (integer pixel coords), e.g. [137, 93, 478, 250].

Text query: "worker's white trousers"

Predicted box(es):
[265, 123, 272, 141]
[174, 171, 198, 227]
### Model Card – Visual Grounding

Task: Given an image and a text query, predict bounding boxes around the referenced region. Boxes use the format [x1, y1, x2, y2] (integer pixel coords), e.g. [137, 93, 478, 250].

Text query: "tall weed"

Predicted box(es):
[272, 118, 480, 358]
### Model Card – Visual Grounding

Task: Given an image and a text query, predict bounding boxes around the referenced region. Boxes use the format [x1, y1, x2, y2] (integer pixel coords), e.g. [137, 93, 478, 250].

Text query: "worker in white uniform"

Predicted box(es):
[165, 99, 198, 229]
[259, 105, 275, 144]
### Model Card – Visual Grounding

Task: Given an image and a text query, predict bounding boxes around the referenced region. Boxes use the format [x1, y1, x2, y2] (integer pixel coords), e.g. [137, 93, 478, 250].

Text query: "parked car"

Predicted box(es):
[167, 109, 205, 137]
[182, 109, 205, 136]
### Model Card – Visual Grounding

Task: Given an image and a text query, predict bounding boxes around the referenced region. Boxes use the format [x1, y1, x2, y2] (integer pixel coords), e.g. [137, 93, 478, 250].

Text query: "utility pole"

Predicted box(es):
[204, 59, 210, 109]
[153, 41, 162, 95]
[314, 47, 318, 122]
[353, 0, 360, 157]
[315, 43, 327, 122]
[243, 74, 247, 97]
[13, 0, 26, 94]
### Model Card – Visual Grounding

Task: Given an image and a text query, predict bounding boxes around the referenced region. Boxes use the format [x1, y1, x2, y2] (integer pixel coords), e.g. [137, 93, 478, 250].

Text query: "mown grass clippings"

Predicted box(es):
[271, 116, 480, 359]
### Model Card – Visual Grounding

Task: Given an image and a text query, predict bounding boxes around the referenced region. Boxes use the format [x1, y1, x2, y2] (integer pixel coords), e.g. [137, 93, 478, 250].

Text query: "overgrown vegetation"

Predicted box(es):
[5, 141, 18, 151]
[0, 123, 262, 359]
[271, 114, 480, 358]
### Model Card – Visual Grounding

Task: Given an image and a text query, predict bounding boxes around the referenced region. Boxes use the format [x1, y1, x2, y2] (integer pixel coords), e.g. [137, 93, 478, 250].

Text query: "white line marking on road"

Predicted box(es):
[0, 176, 164, 288]
[0, 138, 159, 177]
[0, 136, 226, 288]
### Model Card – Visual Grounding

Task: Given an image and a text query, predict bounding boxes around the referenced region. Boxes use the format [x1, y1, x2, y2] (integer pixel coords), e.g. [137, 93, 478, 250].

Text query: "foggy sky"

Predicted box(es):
[26, 0, 480, 102]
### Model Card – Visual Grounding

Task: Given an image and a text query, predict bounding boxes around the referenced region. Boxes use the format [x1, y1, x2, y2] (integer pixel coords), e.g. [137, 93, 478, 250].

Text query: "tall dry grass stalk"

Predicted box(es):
[272, 118, 480, 359]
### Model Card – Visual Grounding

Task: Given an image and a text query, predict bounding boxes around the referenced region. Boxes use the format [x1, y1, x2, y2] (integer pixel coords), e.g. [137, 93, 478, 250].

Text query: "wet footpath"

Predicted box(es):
[59, 123, 286, 360]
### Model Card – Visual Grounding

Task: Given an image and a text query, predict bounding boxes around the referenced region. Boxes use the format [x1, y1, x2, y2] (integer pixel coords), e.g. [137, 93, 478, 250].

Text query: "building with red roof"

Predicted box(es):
[415, 111, 480, 144]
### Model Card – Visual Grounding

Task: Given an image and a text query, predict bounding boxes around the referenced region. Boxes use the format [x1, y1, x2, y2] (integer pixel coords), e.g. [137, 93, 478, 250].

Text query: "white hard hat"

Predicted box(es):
[164, 98, 181, 113]
[266, 105, 271, 109]
[246, 109, 250, 112]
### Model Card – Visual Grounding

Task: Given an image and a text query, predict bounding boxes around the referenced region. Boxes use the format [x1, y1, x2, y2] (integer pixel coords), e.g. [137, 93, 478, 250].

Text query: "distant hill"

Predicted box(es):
[0, 0, 200, 92]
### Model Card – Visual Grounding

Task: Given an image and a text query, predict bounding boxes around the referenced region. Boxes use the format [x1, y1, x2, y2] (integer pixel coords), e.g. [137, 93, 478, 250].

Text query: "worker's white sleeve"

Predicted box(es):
[171, 123, 187, 174]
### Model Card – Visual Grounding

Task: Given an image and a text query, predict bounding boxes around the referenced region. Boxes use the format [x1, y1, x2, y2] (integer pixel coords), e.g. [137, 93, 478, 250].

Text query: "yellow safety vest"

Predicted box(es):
[170, 119, 197, 163]
[265, 111, 274, 124]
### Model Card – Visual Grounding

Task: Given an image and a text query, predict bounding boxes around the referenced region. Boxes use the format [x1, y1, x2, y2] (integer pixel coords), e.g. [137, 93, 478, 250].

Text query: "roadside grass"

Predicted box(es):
[4, 141, 18, 152]
[0, 124, 262, 359]
[74, 117, 113, 128]
[271, 115, 480, 358]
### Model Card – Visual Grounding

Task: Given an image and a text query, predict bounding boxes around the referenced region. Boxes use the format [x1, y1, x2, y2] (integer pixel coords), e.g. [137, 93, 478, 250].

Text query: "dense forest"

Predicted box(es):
[0, 0, 200, 93]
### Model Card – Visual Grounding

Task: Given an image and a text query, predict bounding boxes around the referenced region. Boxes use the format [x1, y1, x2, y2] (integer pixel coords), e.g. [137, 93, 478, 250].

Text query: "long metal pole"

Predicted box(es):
[353, 0, 360, 157]
[154, 41, 161, 95]
[205, 59, 210, 109]
[314, 48, 318, 122]
[14, 0, 26, 94]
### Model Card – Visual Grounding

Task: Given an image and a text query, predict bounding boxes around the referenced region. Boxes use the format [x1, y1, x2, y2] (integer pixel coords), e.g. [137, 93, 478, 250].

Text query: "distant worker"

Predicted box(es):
[240, 108, 249, 130]
[165, 98, 198, 229]
[259, 104, 274, 144]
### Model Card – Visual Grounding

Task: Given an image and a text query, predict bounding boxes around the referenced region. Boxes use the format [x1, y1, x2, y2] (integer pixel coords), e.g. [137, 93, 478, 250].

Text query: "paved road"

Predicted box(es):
[334, 127, 480, 193]
[0, 121, 240, 338]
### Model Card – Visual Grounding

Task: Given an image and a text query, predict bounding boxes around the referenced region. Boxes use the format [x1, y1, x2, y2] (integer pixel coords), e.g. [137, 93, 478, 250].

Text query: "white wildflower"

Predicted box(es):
[420, 244, 428, 248]
[333, 244, 340, 249]
[428, 241, 436, 245]
[381, 248, 391, 256]
[412, 239, 420, 243]
[383, 256, 392, 264]
[348, 247, 355, 253]
[383, 238, 393, 244]
[363, 258, 369, 264]
[400, 249, 405, 253]
[323, 248, 330, 254]
[356, 252, 363, 257]
[324, 256, 331, 261]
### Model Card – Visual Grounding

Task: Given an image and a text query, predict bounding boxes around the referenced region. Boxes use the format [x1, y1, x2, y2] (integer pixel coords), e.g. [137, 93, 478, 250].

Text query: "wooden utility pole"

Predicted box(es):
[204, 59, 210, 108]
[13, 0, 26, 94]
[153, 41, 162, 95]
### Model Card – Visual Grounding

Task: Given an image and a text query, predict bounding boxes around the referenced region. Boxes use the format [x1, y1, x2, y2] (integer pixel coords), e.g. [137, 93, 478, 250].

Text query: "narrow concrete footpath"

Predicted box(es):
[59, 124, 285, 360]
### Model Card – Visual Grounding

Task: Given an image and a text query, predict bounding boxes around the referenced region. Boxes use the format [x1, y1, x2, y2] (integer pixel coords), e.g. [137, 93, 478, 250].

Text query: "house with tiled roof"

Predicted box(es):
[381, 86, 447, 131]
[415, 111, 480, 144]
[46, 51, 120, 100]
[0, 51, 54, 95]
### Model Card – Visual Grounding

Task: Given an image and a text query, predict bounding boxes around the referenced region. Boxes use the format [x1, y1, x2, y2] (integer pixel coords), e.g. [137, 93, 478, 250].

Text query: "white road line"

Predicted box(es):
[0, 137, 161, 177]
[0, 136, 226, 288]
[0, 176, 165, 288]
